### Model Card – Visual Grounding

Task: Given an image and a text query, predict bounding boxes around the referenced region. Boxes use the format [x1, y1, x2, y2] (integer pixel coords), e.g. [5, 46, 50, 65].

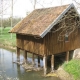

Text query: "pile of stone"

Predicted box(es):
[22, 63, 43, 71]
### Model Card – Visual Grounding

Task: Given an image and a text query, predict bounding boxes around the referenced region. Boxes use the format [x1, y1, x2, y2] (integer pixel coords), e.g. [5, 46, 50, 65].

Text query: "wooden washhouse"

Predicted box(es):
[10, 4, 80, 75]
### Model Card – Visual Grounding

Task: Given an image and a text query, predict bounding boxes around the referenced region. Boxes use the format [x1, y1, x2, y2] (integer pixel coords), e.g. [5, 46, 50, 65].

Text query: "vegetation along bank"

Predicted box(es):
[0, 27, 80, 80]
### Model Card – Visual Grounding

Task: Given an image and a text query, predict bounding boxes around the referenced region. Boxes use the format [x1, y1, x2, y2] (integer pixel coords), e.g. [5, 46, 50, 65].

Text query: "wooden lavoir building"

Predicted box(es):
[10, 4, 80, 75]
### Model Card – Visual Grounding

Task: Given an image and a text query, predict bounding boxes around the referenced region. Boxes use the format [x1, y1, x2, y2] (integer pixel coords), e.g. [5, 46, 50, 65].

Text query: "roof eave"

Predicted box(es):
[40, 3, 79, 38]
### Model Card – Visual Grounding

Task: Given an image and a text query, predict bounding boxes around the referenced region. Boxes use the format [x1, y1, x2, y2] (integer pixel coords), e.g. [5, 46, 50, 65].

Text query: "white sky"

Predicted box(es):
[2, 0, 79, 18]
[13, 0, 72, 17]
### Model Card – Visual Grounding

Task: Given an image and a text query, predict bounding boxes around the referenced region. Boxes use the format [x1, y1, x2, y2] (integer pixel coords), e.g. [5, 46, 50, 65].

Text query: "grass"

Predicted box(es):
[1, 27, 80, 80]
[63, 59, 80, 80]
[0, 27, 16, 48]
[0, 27, 33, 56]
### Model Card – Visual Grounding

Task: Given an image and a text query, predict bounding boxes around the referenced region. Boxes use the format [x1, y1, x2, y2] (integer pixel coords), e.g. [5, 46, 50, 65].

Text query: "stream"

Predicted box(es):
[0, 48, 60, 80]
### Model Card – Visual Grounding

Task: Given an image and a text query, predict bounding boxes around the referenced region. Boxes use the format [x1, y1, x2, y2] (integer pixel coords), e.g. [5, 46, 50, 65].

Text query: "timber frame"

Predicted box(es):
[10, 4, 80, 75]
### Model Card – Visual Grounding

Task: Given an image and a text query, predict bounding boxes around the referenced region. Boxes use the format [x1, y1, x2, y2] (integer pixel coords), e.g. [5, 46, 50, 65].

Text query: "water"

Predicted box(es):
[0, 48, 60, 80]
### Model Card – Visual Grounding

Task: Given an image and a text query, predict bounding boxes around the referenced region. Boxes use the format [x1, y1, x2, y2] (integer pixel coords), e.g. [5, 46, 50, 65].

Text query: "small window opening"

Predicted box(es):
[65, 32, 69, 42]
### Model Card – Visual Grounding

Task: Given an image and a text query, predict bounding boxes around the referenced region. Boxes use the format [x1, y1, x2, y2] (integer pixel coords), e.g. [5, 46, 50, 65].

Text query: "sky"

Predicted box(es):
[1, 0, 79, 18]
[13, 0, 72, 17]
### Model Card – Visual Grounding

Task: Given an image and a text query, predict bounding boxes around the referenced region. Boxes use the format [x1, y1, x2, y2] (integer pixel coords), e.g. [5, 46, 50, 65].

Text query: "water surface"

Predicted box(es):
[0, 48, 60, 80]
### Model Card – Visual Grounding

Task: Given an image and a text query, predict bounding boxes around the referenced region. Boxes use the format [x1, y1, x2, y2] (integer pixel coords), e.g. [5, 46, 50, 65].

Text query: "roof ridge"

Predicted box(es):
[10, 3, 79, 38]
[40, 3, 78, 38]
[34, 4, 70, 10]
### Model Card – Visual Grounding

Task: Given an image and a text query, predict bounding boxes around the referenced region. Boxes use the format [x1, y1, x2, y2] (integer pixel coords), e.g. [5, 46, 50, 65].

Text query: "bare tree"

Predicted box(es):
[10, 0, 13, 39]
[61, 0, 62, 5]
[73, 0, 80, 9]
[0, 0, 3, 36]
[0, 0, 16, 38]
[34, 0, 36, 9]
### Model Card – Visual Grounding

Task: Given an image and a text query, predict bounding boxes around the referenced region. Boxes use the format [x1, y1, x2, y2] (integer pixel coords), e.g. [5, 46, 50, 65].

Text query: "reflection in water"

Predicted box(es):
[0, 48, 60, 80]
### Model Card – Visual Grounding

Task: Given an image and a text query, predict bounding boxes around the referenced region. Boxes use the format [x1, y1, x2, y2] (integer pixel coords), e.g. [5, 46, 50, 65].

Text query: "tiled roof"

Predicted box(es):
[10, 4, 77, 37]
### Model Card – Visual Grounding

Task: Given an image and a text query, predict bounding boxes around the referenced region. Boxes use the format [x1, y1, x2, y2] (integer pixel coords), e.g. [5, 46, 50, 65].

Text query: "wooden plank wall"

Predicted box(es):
[44, 27, 80, 55]
[16, 34, 44, 56]
[16, 23, 80, 56]
[16, 28, 80, 56]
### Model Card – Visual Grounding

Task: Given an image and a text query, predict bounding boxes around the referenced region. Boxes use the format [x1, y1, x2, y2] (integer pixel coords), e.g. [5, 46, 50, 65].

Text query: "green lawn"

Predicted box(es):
[63, 59, 80, 80]
[0, 27, 16, 47]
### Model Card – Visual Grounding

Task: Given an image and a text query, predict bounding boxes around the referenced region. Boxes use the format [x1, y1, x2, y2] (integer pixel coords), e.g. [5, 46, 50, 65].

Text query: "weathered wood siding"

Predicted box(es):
[16, 25, 80, 56]
[44, 28, 80, 55]
[16, 34, 44, 56]
[16, 28, 80, 56]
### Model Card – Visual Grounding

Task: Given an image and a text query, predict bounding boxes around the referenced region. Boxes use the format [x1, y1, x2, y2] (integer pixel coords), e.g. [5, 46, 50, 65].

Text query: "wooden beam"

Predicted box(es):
[51, 55, 54, 72]
[17, 47, 20, 62]
[66, 51, 69, 63]
[38, 56, 40, 67]
[43, 55, 47, 75]
[24, 50, 27, 63]
[32, 53, 35, 66]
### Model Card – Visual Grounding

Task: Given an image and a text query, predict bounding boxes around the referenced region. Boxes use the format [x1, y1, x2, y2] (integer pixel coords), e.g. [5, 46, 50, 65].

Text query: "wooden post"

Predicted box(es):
[38, 56, 40, 67]
[51, 55, 54, 72]
[66, 51, 69, 63]
[43, 55, 47, 75]
[17, 47, 20, 62]
[17, 64, 20, 73]
[32, 53, 35, 66]
[24, 50, 27, 63]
